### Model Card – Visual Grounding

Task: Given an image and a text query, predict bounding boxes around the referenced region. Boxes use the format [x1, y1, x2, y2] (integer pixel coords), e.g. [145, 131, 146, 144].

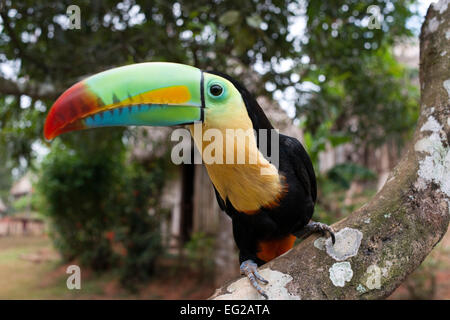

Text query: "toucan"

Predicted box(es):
[44, 62, 335, 298]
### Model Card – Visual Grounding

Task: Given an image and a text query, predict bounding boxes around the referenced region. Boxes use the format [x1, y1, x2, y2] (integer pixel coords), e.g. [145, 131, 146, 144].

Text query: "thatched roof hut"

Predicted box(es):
[10, 174, 33, 198]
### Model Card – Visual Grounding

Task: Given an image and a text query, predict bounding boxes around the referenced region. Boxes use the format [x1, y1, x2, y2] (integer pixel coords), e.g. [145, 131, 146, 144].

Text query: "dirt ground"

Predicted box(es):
[0, 235, 215, 299]
[0, 230, 448, 300]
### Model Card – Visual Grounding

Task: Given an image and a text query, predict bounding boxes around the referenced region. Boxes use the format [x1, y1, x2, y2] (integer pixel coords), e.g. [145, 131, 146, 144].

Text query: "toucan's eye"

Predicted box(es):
[209, 84, 224, 97]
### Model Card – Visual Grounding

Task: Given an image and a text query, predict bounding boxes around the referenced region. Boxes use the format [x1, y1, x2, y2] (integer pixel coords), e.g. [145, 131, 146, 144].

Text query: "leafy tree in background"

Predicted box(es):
[0, 0, 297, 164]
[39, 138, 125, 270]
[0, 146, 13, 202]
[0, 0, 418, 165]
[300, 0, 419, 149]
[295, 1, 420, 223]
[38, 130, 172, 287]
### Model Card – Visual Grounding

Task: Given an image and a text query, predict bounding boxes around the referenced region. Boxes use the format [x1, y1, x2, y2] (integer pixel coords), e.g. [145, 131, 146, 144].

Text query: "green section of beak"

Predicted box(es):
[85, 62, 203, 107]
[44, 62, 204, 140]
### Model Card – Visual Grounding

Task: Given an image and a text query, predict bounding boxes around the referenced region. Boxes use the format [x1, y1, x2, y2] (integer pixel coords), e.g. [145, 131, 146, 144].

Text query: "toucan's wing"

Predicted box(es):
[280, 134, 317, 203]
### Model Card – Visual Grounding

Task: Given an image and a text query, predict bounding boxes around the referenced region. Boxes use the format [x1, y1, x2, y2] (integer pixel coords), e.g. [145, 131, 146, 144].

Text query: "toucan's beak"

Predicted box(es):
[44, 62, 204, 140]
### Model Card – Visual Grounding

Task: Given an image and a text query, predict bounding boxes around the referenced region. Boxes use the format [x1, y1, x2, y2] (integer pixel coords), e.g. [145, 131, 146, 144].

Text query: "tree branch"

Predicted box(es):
[0, 76, 62, 100]
[210, 2, 450, 300]
[0, 77, 64, 100]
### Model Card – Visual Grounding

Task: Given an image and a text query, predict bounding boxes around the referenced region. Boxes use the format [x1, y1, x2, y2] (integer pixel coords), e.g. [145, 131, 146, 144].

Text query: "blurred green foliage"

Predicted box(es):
[0, 0, 297, 168]
[38, 135, 124, 270]
[184, 232, 216, 277]
[327, 163, 376, 189]
[0, 0, 419, 167]
[37, 128, 171, 288]
[10, 194, 32, 212]
[314, 165, 378, 225]
[0, 145, 14, 203]
[300, 0, 420, 148]
[298, 0, 419, 224]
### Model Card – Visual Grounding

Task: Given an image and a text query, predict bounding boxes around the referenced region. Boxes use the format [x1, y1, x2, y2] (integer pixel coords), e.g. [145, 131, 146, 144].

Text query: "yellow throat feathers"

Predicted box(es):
[189, 107, 284, 213]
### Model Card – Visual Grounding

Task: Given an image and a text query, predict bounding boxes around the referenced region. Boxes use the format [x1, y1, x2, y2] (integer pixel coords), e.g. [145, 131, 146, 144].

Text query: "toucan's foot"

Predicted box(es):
[293, 221, 336, 245]
[240, 260, 269, 299]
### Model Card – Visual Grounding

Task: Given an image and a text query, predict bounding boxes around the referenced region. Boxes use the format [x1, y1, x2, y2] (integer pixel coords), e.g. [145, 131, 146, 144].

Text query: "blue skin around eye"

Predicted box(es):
[207, 83, 227, 101]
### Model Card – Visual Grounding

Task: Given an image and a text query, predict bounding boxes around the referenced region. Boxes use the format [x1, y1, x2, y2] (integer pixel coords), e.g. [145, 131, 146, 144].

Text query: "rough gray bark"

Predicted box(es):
[210, 2, 450, 300]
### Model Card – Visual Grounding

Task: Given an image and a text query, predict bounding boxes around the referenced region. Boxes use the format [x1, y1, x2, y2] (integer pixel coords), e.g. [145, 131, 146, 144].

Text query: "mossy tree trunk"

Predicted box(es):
[211, 2, 450, 300]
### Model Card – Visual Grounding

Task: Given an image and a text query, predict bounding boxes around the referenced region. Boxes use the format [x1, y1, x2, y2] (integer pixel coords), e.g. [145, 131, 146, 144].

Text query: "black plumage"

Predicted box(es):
[206, 71, 317, 266]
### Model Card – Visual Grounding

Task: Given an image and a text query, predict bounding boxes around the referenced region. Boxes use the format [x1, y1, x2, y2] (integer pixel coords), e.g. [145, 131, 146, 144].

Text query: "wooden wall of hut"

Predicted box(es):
[192, 164, 220, 234]
[192, 164, 239, 284]
[0, 218, 45, 236]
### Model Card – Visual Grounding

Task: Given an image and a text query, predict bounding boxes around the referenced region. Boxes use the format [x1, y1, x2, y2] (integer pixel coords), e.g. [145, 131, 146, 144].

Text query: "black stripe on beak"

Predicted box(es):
[200, 71, 205, 122]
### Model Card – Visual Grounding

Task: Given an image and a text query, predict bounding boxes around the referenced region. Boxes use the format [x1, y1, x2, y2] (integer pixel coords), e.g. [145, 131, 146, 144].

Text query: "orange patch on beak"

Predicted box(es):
[118, 85, 191, 106]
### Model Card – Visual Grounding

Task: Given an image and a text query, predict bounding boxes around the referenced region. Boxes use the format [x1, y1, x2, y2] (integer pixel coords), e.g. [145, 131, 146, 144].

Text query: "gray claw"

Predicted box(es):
[254, 269, 269, 284]
[316, 222, 336, 245]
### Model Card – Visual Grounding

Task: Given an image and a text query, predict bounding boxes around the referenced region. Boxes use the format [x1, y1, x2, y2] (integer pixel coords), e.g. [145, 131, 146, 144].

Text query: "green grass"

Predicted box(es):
[0, 236, 216, 299]
[0, 236, 118, 299]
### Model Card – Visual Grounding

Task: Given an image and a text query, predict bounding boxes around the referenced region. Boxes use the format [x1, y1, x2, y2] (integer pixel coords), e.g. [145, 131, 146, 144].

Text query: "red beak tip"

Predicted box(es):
[42, 81, 97, 141]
